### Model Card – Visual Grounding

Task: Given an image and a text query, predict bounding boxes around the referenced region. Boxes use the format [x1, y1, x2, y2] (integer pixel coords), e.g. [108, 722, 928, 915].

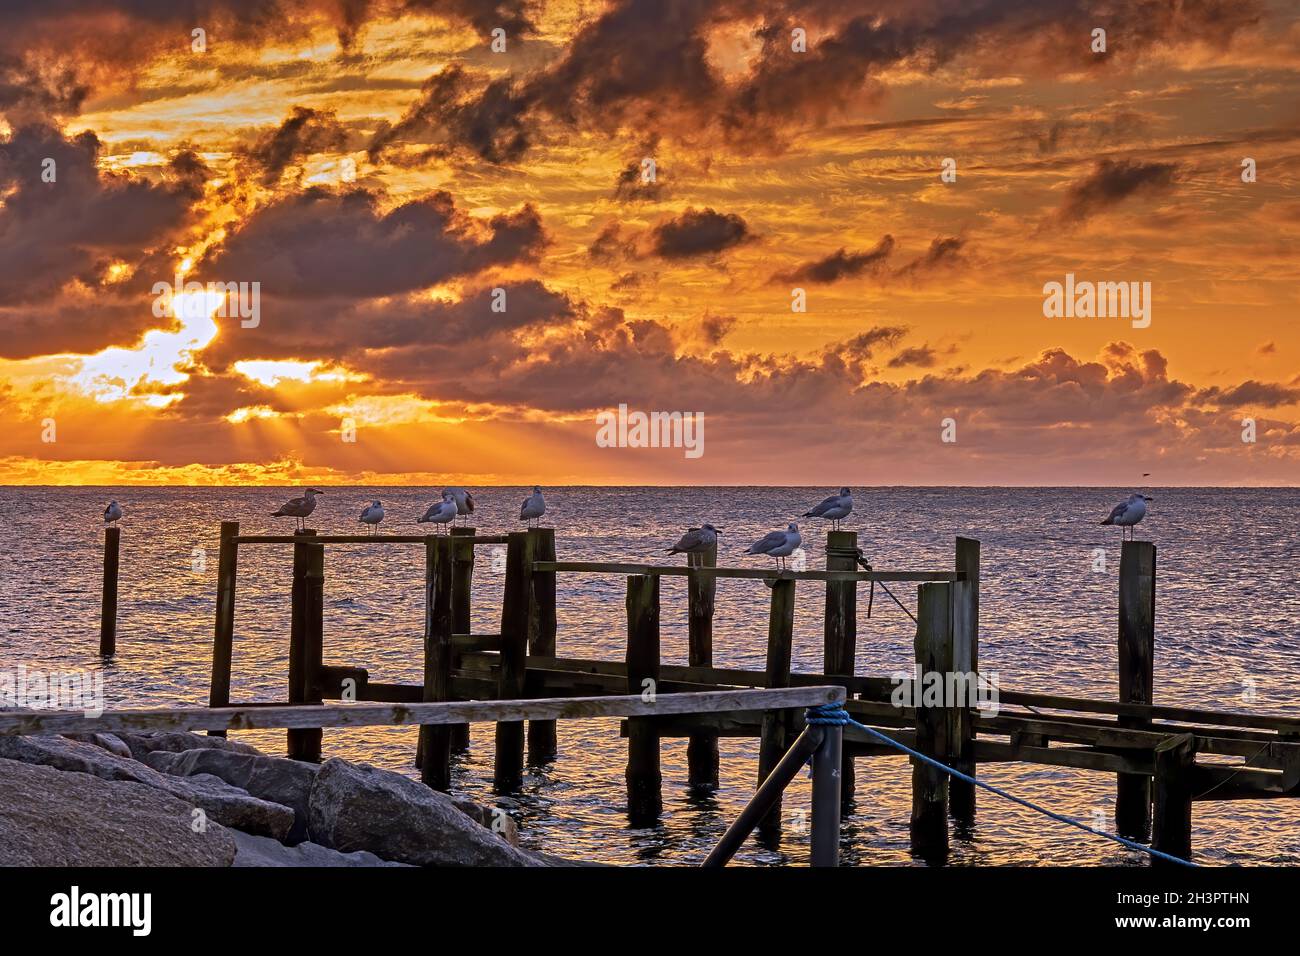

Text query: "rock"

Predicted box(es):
[307, 758, 545, 866]
[114, 731, 263, 761]
[0, 757, 237, 866]
[451, 797, 519, 846]
[143, 748, 318, 844]
[62, 733, 134, 759]
[231, 830, 410, 867]
[0, 735, 294, 840]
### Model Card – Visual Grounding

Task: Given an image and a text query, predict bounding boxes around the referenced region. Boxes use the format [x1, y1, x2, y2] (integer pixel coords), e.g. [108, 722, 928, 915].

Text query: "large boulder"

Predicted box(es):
[231, 830, 410, 867]
[0, 757, 237, 866]
[0, 735, 294, 840]
[307, 758, 544, 866]
[112, 731, 263, 761]
[143, 749, 318, 844]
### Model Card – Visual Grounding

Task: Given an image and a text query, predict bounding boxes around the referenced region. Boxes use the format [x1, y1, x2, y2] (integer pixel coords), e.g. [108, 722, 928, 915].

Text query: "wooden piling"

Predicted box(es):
[527, 528, 558, 764]
[911, 581, 952, 857]
[824, 529, 857, 803]
[287, 532, 323, 762]
[208, 520, 239, 737]
[1116, 540, 1156, 840]
[686, 539, 719, 788]
[448, 527, 475, 753]
[757, 577, 796, 831]
[1152, 732, 1196, 865]
[494, 530, 534, 791]
[99, 526, 120, 656]
[949, 536, 980, 822]
[625, 573, 662, 824]
[419, 535, 454, 790]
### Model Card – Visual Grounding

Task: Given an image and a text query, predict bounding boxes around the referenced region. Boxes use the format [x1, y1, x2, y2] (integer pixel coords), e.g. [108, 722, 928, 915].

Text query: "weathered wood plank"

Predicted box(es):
[528, 527, 559, 764]
[757, 577, 795, 831]
[686, 540, 719, 789]
[534, 561, 958, 582]
[911, 582, 952, 857]
[208, 520, 239, 737]
[1116, 540, 1156, 840]
[494, 530, 533, 790]
[825, 529, 857, 805]
[1152, 733, 1196, 864]
[419, 535, 453, 790]
[626, 573, 662, 824]
[448, 527, 476, 753]
[949, 536, 979, 821]
[100, 526, 120, 656]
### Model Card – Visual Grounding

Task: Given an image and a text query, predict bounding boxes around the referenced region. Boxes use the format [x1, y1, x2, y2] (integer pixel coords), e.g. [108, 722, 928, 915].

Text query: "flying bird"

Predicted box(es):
[1100, 493, 1153, 540]
[520, 486, 545, 527]
[443, 488, 476, 525]
[359, 500, 384, 535]
[803, 487, 853, 530]
[667, 524, 720, 556]
[745, 522, 802, 570]
[417, 493, 458, 533]
[103, 501, 122, 527]
[271, 489, 324, 532]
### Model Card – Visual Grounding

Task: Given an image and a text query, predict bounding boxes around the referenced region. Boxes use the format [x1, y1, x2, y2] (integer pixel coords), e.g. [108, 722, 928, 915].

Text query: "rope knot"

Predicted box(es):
[804, 702, 850, 726]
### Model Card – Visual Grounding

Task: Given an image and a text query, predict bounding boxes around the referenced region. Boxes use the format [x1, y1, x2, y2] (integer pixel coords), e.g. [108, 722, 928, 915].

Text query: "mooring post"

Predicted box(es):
[448, 526, 475, 753]
[686, 539, 719, 788]
[1151, 732, 1196, 865]
[1117, 540, 1156, 840]
[911, 581, 952, 858]
[810, 718, 844, 867]
[494, 530, 534, 791]
[949, 536, 980, 822]
[824, 529, 857, 804]
[287, 531, 323, 762]
[527, 527, 558, 763]
[758, 577, 796, 832]
[99, 526, 120, 656]
[208, 520, 239, 737]
[625, 573, 662, 824]
[419, 535, 454, 790]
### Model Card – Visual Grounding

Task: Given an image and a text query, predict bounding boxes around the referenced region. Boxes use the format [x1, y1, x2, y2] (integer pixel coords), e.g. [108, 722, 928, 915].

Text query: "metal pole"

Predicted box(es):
[810, 721, 843, 867]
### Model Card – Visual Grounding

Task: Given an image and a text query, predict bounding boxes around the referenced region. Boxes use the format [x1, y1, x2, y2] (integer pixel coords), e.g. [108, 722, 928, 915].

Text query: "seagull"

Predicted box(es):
[443, 488, 475, 525]
[271, 489, 324, 532]
[359, 500, 384, 535]
[417, 493, 458, 534]
[103, 501, 122, 527]
[520, 485, 545, 528]
[745, 522, 802, 570]
[803, 487, 853, 530]
[1101, 493, 1153, 540]
[667, 524, 720, 556]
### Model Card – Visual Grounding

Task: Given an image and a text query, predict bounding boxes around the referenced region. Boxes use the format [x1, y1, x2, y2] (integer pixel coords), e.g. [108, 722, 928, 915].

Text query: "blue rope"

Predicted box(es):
[803, 703, 1197, 867]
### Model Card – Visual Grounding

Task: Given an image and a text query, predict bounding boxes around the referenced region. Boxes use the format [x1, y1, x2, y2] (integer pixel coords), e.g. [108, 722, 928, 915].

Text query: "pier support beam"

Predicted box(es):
[448, 527, 475, 753]
[686, 539, 719, 789]
[949, 536, 980, 823]
[757, 577, 796, 833]
[208, 520, 239, 737]
[1116, 540, 1156, 840]
[528, 528, 559, 764]
[287, 530, 323, 762]
[625, 574, 662, 825]
[911, 582, 952, 859]
[1152, 732, 1196, 865]
[824, 530, 857, 805]
[494, 531, 534, 791]
[100, 526, 120, 656]
[419, 535, 454, 790]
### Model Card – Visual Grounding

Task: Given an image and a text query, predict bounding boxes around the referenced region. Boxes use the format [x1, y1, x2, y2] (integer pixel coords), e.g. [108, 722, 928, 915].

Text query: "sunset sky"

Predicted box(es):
[1, 0, 1297, 485]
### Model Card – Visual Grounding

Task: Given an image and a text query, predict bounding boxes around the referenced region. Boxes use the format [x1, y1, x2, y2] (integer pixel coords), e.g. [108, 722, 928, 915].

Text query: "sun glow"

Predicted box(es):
[233, 359, 366, 386]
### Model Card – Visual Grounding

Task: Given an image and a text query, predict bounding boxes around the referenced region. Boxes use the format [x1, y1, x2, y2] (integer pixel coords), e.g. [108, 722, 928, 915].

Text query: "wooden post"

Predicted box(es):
[824, 529, 856, 803]
[99, 526, 120, 656]
[1152, 733, 1196, 865]
[287, 532, 323, 762]
[419, 535, 454, 790]
[448, 527, 475, 753]
[686, 539, 719, 788]
[810, 723, 843, 867]
[528, 527, 558, 764]
[494, 531, 534, 791]
[757, 577, 795, 831]
[208, 521, 239, 737]
[949, 536, 980, 822]
[625, 573, 662, 824]
[911, 582, 952, 858]
[1117, 540, 1156, 840]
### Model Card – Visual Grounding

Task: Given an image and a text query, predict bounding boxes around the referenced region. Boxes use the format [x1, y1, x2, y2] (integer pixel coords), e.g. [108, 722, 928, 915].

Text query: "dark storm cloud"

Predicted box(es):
[771, 235, 895, 284]
[887, 346, 940, 369]
[202, 187, 546, 297]
[1054, 159, 1179, 223]
[242, 107, 348, 185]
[648, 207, 754, 260]
[893, 236, 967, 278]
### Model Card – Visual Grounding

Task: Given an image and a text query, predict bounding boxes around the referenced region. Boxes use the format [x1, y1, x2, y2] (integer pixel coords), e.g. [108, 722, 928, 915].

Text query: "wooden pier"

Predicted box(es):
[195, 522, 1300, 865]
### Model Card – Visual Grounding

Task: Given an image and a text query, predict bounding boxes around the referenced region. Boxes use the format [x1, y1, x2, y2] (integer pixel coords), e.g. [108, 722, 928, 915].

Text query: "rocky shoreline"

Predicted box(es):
[0, 731, 550, 867]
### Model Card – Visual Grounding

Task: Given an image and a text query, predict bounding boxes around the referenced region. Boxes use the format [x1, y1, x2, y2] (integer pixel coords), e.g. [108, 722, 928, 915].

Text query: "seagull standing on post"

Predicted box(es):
[271, 489, 324, 532]
[803, 488, 853, 530]
[443, 488, 475, 526]
[667, 524, 720, 556]
[744, 522, 802, 571]
[359, 500, 384, 535]
[417, 493, 458, 534]
[103, 501, 122, 527]
[520, 486, 545, 528]
[1100, 493, 1153, 540]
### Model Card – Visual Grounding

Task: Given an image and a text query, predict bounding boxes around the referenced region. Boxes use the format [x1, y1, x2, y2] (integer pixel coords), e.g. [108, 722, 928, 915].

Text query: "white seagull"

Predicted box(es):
[417, 493, 458, 533]
[520, 486, 545, 528]
[803, 487, 853, 530]
[667, 524, 720, 556]
[271, 489, 324, 532]
[1101, 493, 1153, 540]
[103, 501, 122, 527]
[745, 522, 802, 570]
[359, 500, 384, 535]
[443, 488, 476, 525]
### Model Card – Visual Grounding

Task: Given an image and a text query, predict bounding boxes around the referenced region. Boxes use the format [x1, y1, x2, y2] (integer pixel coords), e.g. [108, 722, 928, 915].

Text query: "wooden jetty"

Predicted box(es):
[181, 522, 1300, 864]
